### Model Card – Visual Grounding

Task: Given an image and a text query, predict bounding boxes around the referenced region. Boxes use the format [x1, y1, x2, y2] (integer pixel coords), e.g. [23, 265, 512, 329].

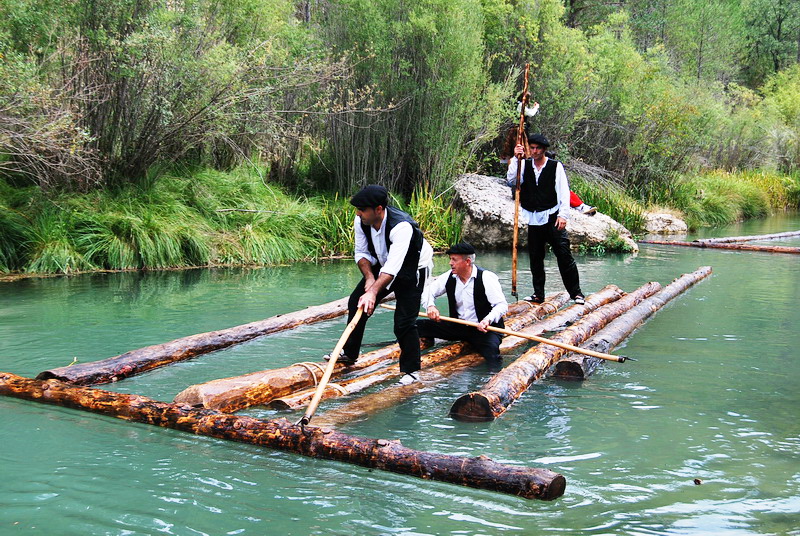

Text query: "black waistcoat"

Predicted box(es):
[519, 158, 559, 213]
[445, 267, 505, 329]
[361, 206, 424, 284]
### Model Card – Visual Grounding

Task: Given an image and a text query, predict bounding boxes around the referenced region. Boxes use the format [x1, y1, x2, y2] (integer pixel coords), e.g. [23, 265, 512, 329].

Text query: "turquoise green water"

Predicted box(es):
[1, 214, 798, 535]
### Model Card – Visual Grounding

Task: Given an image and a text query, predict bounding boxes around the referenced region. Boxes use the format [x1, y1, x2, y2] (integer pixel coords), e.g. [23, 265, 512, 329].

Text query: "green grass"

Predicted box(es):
[570, 174, 648, 232]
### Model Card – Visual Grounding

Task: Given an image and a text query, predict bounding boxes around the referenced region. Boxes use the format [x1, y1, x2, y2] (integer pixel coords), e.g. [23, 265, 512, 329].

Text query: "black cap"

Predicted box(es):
[350, 184, 389, 208]
[445, 242, 476, 255]
[526, 133, 550, 147]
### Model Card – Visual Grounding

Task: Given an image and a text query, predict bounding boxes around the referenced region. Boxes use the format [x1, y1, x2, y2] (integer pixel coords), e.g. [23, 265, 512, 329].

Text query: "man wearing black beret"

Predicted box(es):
[339, 184, 433, 385]
[417, 242, 508, 370]
[507, 133, 585, 305]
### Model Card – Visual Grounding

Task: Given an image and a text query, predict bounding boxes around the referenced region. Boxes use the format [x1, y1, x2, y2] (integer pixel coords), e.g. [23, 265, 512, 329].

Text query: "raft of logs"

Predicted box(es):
[1, 266, 715, 501]
[640, 231, 800, 254]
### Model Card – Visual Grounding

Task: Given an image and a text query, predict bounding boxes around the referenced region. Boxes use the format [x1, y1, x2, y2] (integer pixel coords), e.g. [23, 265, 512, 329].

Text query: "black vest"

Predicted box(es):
[445, 267, 505, 329]
[519, 158, 559, 213]
[361, 206, 424, 284]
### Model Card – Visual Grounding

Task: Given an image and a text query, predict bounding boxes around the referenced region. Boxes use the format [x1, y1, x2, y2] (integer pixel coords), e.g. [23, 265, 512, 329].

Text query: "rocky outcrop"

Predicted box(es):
[453, 173, 638, 253]
[643, 212, 688, 234]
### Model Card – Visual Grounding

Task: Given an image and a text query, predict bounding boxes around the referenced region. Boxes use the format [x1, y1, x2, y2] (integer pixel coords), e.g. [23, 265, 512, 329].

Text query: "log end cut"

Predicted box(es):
[449, 392, 495, 422]
[551, 361, 586, 381]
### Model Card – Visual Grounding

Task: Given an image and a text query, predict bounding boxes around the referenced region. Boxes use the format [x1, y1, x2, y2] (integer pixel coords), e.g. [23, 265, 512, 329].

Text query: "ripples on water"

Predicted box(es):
[1, 215, 798, 534]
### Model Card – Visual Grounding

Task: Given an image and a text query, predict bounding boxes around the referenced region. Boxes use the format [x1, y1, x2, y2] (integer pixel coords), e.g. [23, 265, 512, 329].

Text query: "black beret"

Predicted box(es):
[526, 133, 550, 147]
[350, 184, 389, 208]
[445, 242, 476, 255]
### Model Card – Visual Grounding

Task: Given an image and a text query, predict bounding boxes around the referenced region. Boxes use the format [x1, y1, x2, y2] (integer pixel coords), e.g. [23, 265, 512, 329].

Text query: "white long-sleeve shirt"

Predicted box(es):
[423, 265, 508, 325]
[506, 157, 570, 226]
[354, 214, 433, 283]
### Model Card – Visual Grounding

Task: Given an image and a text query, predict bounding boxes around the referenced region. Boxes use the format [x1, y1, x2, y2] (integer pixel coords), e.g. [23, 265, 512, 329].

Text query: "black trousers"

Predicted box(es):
[528, 213, 582, 299]
[417, 319, 502, 369]
[343, 267, 425, 374]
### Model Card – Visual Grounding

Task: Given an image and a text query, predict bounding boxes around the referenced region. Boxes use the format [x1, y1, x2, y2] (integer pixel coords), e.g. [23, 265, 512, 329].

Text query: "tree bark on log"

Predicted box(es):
[553, 267, 712, 380]
[173, 343, 405, 412]
[37, 295, 394, 386]
[0, 372, 566, 501]
[694, 231, 800, 244]
[639, 239, 800, 254]
[315, 354, 487, 428]
[450, 282, 662, 422]
[499, 285, 625, 352]
[178, 295, 572, 413]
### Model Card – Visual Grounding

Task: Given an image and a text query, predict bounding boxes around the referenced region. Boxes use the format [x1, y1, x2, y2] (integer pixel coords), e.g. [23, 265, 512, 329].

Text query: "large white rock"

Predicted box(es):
[453, 173, 638, 253]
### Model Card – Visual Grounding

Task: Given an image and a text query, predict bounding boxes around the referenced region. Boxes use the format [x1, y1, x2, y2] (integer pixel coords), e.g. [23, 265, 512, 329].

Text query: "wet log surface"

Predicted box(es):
[0, 372, 565, 501]
[639, 239, 800, 254]
[450, 282, 662, 422]
[499, 285, 625, 352]
[174, 344, 403, 412]
[180, 295, 572, 413]
[553, 267, 712, 380]
[694, 231, 800, 244]
[37, 296, 395, 386]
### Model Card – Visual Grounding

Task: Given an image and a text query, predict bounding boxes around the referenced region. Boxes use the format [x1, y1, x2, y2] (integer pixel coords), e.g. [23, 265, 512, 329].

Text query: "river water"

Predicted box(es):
[1, 214, 798, 535]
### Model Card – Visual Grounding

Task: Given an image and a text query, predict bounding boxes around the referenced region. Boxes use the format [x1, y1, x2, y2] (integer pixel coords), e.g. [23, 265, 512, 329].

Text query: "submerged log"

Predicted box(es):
[450, 282, 662, 422]
[269, 294, 570, 411]
[37, 295, 394, 386]
[639, 239, 800, 254]
[0, 372, 565, 501]
[695, 231, 800, 244]
[499, 285, 625, 352]
[553, 267, 712, 380]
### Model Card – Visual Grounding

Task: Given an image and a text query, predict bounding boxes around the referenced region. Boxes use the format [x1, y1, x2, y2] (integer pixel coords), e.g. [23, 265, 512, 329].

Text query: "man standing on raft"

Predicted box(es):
[506, 133, 585, 305]
[338, 184, 433, 385]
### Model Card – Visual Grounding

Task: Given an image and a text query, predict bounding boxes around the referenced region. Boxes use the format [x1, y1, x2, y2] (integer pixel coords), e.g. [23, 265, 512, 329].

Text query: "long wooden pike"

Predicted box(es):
[380, 304, 629, 362]
[298, 308, 364, 426]
[511, 63, 531, 299]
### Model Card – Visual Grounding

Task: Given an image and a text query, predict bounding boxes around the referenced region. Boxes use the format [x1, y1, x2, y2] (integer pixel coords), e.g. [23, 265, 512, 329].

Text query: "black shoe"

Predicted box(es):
[323, 350, 357, 366]
[523, 295, 544, 304]
[573, 295, 585, 305]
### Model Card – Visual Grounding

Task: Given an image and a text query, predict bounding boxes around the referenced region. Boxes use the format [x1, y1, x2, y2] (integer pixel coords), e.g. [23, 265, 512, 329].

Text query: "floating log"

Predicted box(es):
[499, 285, 625, 352]
[315, 354, 487, 428]
[695, 231, 800, 244]
[639, 239, 800, 254]
[178, 294, 570, 412]
[553, 267, 712, 380]
[268, 294, 570, 411]
[174, 343, 404, 412]
[37, 295, 394, 386]
[450, 282, 662, 422]
[0, 372, 565, 501]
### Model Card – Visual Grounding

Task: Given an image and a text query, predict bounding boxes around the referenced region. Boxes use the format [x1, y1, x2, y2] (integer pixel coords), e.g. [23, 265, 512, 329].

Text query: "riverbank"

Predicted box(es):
[2, 166, 798, 276]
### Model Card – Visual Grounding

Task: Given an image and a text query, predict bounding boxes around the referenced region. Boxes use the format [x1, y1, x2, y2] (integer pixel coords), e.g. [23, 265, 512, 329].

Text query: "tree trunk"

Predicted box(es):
[639, 239, 800, 254]
[315, 354, 487, 428]
[450, 282, 662, 422]
[694, 231, 800, 244]
[553, 267, 712, 380]
[0, 372, 566, 501]
[37, 295, 394, 386]
[173, 343, 405, 412]
[179, 294, 572, 413]
[499, 285, 625, 352]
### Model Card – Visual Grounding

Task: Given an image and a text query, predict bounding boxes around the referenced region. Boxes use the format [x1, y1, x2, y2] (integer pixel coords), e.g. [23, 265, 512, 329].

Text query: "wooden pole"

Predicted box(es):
[639, 239, 800, 254]
[0, 372, 566, 500]
[299, 308, 363, 426]
[511, 63, 531, 299]
[553, 267, 712, 380]
[694, 231, 800, 244]
[380, 305, 627, 362]
[450, 282, 662, 422]
[37, 295, 393, 386]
